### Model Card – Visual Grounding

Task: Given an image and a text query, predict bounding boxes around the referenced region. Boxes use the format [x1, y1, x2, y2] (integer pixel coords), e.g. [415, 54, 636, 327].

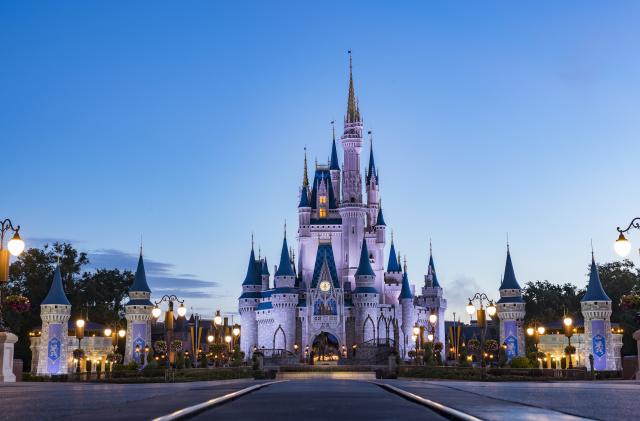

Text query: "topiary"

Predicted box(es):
[509, 356, 531, 368]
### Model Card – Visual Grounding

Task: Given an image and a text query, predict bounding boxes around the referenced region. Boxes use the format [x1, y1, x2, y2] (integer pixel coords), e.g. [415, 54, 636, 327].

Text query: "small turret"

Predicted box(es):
[274, 230, 296, 288]
[496, 245, 525, 360]
[124, 250, 154, 364]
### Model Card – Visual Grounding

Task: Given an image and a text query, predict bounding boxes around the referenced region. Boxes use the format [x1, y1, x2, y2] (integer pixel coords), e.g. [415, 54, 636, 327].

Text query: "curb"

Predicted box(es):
[373, 382, 483, 421]
[152, 380, 286, 421]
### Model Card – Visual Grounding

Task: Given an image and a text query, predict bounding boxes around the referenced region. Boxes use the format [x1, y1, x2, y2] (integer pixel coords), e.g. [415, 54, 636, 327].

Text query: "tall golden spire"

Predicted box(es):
[302, 147, 309, 188]
[346, 50, 360, 123]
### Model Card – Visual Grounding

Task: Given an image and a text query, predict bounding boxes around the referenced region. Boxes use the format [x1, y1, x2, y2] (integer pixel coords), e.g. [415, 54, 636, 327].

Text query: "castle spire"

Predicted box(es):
[366, 131, 377, 185]
[582, 252, 610, 302]
[330, 122, 340, 171]
[399, 258, 413, 300]
[499, 246, 521, 290]
[275, 226, 295, 277]
[302, 147, 309, 188]
[427, 240, 440, 288]
[346, 50, 361, 123]
[42, 265, 71, 305]
[130, 250, 152, 293]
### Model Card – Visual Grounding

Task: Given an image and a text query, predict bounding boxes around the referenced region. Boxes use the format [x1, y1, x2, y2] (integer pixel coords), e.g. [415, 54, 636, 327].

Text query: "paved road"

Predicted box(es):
[0, 379, 260, 421]
[192, 379, 449, 420]
[388, 379, 639, 421]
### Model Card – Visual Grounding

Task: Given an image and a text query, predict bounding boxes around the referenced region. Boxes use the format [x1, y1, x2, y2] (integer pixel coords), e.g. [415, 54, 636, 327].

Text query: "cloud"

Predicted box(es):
[87, 248, 219, 298]
[26, 237, 82, 249]
[444, 275, 484, 320]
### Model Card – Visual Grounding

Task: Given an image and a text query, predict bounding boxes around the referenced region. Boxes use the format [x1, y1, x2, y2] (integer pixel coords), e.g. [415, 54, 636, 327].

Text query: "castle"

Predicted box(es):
[238, 56, 447, 361]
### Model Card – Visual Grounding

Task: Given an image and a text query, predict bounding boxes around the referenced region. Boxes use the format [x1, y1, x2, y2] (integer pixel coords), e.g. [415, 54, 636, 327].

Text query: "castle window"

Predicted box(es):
[319, 208, 327, 218]
[319, 196, 327, 204]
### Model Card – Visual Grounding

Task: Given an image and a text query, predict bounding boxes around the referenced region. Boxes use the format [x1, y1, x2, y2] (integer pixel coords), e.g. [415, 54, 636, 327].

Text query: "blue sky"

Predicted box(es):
[2, 1, 639, 320]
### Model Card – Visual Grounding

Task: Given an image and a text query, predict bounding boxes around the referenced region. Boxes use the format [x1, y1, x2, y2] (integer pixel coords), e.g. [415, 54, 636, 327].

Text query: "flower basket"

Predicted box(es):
[107, 353, 123, 364]
[433, 342, 443, 353]
[73, 348, 85, 359]
[170, 339, 182, 352]
[154, 340, 167, 354]
[564, 345, 576, 355]
[484, 339, 499, 353]
[5, 295, 30, 313]
[467, 339, 481, 353]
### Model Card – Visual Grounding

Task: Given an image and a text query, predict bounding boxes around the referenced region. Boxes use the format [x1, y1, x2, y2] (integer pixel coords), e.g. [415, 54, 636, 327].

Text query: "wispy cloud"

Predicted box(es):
[87, 248, 219, 299]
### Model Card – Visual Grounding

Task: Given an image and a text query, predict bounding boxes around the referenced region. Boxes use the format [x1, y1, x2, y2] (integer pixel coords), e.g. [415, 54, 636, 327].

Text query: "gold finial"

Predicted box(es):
[258, 246, 261, 260]
[331, 120, 335, 141]
[140, 233, 143, 256]
[429, 237, 432, 256]
[506, 232, 509, 251]
[284, 220, 287, 238]
[403, 255, 407, 272]
[398, 251, 402, 270]
[390, 229, 394, 244]
[251, 232, 254, 250]
[591, 238, 594, 258]
[302, 147, 309, 188]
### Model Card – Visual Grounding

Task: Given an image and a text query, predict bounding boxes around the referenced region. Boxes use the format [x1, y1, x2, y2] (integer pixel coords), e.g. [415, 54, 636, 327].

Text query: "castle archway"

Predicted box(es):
[311, 331, 340, 363]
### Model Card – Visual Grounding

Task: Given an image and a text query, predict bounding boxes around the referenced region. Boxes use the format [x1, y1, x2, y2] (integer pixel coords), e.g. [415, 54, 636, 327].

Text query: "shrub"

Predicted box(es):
[176, 352, 185, 369]
[509, 356, 531, 368]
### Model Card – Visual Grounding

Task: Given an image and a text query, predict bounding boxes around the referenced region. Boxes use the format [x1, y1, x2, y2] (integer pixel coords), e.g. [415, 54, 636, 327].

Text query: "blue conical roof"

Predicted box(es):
[376, 207, 386, 226]
[261, 258, 270, 276]
[499, 249, 521, 290]
[428, 253, 441, 288]
[130, 253, 152, 293]
[242, 247, 261, 286]
[330, 139, 340, 170]
[42, 265, 71, 305]
[366, 143, 377, 185]
[275, 236, 295, 277]
[387, 241, 400, 272]
[298, 186, 310, 208]
[582, 255, 611, 302]
[355, 238, 375, 277]
[399, 270, 413, 300]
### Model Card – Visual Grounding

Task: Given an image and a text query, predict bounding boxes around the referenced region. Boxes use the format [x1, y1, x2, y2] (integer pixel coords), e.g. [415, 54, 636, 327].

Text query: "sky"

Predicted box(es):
[2, 1, 640, 321]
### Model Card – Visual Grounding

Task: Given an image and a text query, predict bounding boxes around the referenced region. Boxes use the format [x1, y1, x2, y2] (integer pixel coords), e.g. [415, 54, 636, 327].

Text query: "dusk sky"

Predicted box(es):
[2, 1, 640, 320]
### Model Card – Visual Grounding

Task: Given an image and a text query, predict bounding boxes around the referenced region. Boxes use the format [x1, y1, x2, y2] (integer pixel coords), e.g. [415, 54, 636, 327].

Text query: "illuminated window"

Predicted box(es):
[319, 196, 327, 204]
[319, 208, 327, 218]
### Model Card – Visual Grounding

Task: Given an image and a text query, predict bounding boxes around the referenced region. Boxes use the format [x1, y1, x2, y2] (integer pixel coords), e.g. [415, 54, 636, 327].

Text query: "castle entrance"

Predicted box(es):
[311, 332, 340, 364]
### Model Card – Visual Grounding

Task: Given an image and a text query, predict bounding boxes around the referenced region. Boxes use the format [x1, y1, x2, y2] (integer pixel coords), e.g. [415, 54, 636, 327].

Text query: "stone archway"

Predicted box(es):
[311, 332, 340, 363]
[273, 325, 286, 350]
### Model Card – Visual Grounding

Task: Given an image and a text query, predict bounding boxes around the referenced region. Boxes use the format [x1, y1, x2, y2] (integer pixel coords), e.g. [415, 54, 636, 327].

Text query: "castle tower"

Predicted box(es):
[338, 53, 368, 290]
[239, 243, 261, 359]
[352, 238, 379, 344]
[580, 253, 620, 370]
[260, 258, 270, 291]
[329, 128, 341, 201]
[398, 261, 414, 359]
[383, 236, 403, 305]
[36, 265, 71, 375]
[124, 251, 154, 364]
[496, 247, 526, 360]
[420, 243, 447, 343]
[366, 137, 380, 227]
[271, 232, 298, 352]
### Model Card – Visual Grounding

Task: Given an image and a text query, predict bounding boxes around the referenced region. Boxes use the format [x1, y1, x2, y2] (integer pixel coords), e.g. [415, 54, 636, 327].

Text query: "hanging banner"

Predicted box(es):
[131, 323, 147, 362]
[503, 320, 519, 361]
[591, 319, 606, 370]
[46, 323, 63, 374]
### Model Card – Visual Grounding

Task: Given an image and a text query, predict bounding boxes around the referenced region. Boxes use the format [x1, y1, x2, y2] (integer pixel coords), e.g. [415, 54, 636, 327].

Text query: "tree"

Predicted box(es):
[523, 280, 583, 324]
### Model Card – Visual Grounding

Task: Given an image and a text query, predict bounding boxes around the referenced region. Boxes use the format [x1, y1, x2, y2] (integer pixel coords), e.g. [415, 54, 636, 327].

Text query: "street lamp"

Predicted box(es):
[412, 324, 420, 352]
[75, 318, 85, 373]
[0, 218, 26, 332]
[153, 295, 186, 365]
[214, 310, 222, 327]
[614, 218, 640, 257]
[466, 292, 497, 380]
[564, 315, 574, 369]
[104, 328, 112, 337]
[526, 320, 546, 365]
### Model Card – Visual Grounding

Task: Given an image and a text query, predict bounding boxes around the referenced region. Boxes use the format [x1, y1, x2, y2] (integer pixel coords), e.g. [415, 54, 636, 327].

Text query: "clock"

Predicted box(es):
[319, 280, 331, 292]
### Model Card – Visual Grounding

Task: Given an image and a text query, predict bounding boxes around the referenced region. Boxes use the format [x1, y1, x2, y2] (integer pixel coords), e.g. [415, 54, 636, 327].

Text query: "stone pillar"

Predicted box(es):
[0, 332, 18, 382]
[633, 329, 640, 380]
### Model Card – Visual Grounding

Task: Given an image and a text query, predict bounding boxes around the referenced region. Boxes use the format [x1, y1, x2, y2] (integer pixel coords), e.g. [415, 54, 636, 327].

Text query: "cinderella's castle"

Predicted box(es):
[238, 55, 447, 361]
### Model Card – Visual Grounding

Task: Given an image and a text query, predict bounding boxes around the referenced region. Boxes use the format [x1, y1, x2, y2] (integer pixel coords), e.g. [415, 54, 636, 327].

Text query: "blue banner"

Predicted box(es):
[46, 323, 63, 374]
[503, 320, 519, 361]
[591, 319, 606, 370]
[131, 323, 147, 362]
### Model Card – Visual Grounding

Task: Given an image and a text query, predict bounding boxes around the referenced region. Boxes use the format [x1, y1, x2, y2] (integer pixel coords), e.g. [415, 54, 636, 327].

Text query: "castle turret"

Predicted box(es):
[366, 137, 380, 226]
[496, 247, 526, 360]
[124, 251, 154, 364]
[271, 232, 298, 352]
[36, 265, 71, 375]
[329, 127, 341, 201]
[239, 243, 261, 359]
[398, 261, 414, 359]
[260, 258, 270, 291]
[419, 243, 447, 343]
[352, 238, 379, 344]
[580, 253, 620, 370]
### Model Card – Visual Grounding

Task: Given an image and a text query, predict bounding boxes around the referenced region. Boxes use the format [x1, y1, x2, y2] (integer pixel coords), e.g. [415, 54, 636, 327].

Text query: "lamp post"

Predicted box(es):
[75, 318, 85, 372]
[526, 321, 546, 367]
[152, 295, 187, 365]
[563, 316, 574, 369]
[0, 218, 25, 332]
[466, 292, 497, 380]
